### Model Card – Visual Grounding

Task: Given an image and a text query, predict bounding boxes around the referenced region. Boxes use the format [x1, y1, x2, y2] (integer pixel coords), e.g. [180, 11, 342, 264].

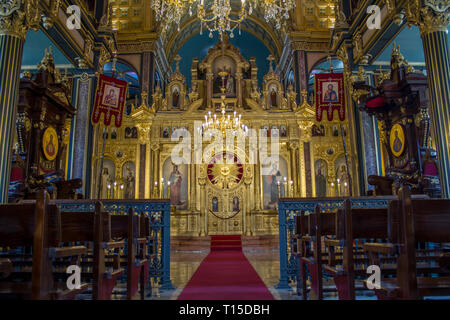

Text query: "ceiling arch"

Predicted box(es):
[162, 6, 284, 65]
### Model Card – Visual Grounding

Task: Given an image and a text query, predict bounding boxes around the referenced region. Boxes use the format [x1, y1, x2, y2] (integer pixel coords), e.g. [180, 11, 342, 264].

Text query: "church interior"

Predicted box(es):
[0, 0, 450, 302]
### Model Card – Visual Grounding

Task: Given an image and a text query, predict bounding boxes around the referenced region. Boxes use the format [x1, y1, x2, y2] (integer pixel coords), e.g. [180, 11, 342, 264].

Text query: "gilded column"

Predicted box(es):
[0, 1, 41, 202]
[151, 143, 160, 186]
[198, 175, 206, 236]
[408, 2, 450, 197]
[288, 141, 299, 196]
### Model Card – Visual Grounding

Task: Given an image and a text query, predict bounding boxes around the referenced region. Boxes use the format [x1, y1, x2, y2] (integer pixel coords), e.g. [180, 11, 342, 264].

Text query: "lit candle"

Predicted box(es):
[167, 181, 171, 199]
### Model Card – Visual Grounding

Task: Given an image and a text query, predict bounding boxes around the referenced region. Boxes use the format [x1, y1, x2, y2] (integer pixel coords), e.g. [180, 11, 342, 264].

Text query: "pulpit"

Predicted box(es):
[355, 45, 441, 197]
[9, 48, 82, 201]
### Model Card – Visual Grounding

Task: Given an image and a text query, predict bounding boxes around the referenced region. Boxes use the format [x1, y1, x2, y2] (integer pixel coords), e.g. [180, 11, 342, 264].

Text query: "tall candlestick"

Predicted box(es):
[289, 180, 294, 197]
[167, 181, 171, 200]
[277, 181, 281, 198]
[153, 181, 159, 199]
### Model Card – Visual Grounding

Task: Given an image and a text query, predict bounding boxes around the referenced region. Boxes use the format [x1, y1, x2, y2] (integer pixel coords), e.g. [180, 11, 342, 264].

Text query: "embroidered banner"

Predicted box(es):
[92, 74, 128, 128]
[315, 73, 346, 122]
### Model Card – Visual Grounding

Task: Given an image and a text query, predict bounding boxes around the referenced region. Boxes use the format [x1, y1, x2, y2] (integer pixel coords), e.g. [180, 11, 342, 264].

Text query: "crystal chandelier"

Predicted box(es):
[200, 72, 248, 137]
[198, 0, 248, 39]
[252, 0, 296, 30]
[151, 0, 296, 38]
[151, 0, 194, 34]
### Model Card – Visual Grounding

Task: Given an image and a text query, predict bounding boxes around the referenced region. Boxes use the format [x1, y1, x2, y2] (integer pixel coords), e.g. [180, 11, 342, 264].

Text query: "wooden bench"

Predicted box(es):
[110, 208, 149, 300]
[0, 190, 89, 299]
[58, 202, 125, 300]
[364, 187, 450, 299]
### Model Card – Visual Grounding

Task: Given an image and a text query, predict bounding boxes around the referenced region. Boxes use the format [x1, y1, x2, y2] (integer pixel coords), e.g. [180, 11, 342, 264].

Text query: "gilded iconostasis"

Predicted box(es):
[90, 37, 354, 237]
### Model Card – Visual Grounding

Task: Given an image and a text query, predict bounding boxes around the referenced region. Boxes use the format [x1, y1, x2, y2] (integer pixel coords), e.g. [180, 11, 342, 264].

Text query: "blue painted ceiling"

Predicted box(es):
[172, 30, 271, 88]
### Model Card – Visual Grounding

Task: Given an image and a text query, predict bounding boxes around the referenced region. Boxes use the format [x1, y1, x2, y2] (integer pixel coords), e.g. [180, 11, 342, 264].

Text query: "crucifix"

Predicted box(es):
[174, 54, 182, 72]
[267, 55, 275, 73]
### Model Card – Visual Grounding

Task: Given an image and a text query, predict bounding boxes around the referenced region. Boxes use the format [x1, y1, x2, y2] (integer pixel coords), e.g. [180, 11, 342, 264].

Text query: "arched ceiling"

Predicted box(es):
[112, 0, 336, 62]
[164, 13, 282, 66]
[158, 1, 285, 64]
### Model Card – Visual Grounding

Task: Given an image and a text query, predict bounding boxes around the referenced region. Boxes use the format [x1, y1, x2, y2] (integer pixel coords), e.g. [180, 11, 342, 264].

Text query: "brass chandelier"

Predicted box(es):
[151, 0, 296, 38]
[200, 71, 249, 138]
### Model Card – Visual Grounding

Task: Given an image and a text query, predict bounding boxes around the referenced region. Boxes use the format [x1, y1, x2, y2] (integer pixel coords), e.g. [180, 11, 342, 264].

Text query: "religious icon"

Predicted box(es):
[315, 161, 327, 198]
[270, 85, 278, 107]
[169, 164, 183, 206]
[212, 197, 219, 212]
[100, 165, 114, 199]
[337, 164, 349, 196]
[333, 125, 339, 137]
[124, 164, 135, 199]
[312, 124, 325, 137]
[232, 197, 239, 212]
[226, 76, 235, 96]
[271, 125, 279, 137]
[268, 162, 282, 205]
[125, 127, 132, 139]
[42, 127, 59, 161]
[162, 126, 170, 138]
[131, 127, 138, 139]
[172, 126, 178, 139]
[261, 125, 270, 138]
[323, 83, 338, 102]
[172, 86, 180, 108]
[280, 125, 287, 137]
[103, 86, 119, 107]
[389, 124, 406, 158]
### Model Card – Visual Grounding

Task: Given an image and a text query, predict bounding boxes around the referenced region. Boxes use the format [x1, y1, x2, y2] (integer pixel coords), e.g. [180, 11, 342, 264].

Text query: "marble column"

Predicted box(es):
[417, 5, 450, 197]
[0, 4, 41, 202]
[71, 74, 94, 196]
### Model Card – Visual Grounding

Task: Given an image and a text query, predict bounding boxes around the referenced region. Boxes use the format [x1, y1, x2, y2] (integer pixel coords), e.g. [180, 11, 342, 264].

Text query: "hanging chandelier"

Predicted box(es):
[198, 0, 247, 39]
[251, 0, 296, 30]
[200, 72, 248, 138]
[151, 0, 194, 34]
[151, 0, 296, 38]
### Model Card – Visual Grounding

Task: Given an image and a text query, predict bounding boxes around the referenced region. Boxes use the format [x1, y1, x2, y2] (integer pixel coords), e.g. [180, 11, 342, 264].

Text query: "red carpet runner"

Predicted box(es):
[178, 235, 274, 300]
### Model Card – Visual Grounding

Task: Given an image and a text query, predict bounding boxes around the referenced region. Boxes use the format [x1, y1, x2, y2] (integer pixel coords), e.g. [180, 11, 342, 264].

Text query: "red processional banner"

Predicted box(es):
[92, 74, 128, 128]
[315, 73, 346, 122]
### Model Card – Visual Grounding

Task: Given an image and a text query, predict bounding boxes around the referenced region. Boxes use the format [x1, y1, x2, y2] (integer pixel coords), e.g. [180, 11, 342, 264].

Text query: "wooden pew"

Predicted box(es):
[328, 200, 390, 300]
[365, 187, 450, 299]
[0, 190, 89, 299]
[58, 202, 125, 300]
[110, 208, 148, 300]
[299, 207, 338, 299]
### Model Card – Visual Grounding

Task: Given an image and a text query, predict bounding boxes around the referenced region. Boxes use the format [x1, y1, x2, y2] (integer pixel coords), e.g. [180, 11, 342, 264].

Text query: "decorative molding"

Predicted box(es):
[0, 0, 42, 39]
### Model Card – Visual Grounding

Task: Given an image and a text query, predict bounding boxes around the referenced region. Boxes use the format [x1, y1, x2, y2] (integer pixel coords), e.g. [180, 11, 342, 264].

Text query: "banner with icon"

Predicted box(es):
[92, 74, 128, 128]
[315, 72, 346, 122]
